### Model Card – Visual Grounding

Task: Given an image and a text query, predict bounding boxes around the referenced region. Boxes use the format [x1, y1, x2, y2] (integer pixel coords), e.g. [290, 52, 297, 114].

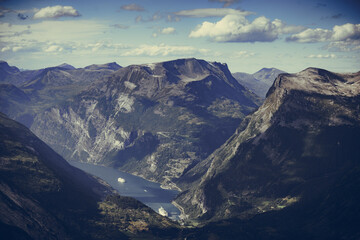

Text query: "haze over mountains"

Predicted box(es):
[1, 58, 359, 239]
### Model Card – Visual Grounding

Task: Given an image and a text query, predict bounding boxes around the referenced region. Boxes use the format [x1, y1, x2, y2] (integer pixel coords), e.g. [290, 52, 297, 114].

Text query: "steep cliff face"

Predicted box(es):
[30, 58, 261, 189]
[0, 113, 179, 240]
[175, 68, 360, 222]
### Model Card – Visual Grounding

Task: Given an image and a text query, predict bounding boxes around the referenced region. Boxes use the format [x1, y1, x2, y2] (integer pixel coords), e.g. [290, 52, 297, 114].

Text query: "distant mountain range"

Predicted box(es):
[233, 68, 286, 98]
[0, 61, 122, 127]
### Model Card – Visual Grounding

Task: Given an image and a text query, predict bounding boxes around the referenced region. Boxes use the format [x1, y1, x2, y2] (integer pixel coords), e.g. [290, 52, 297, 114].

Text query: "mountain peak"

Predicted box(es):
[267, 68, 360, 98]
[56, 63, 75, 70]
[0, 60, 20, 74]
[84, 62, 121, 71]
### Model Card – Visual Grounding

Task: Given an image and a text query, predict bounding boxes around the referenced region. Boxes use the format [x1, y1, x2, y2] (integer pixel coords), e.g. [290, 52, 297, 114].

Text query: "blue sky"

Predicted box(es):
[0, 0, 359, 73]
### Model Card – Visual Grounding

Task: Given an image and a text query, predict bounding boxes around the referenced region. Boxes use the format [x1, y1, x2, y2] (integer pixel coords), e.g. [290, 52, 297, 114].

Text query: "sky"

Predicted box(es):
[0, 0, 359, 73]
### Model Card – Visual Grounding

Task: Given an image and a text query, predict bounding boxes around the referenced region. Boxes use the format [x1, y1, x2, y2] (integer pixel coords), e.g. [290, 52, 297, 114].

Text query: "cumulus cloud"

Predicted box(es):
[307, 54, 336, 59]
[286, 28, 332, 43]
[33, 5, 80, 19]
[121, 43, 209, 56]
[174, 8, 252, 18]
[189, 14, 304, 42]
[120, 4, 144, 12]
[287, 23, 360, 51]
[209, 0, 241, 7]
[161, 27, 176, 34]
[287, 23, 360, 42]
[44, 45, 64, 52]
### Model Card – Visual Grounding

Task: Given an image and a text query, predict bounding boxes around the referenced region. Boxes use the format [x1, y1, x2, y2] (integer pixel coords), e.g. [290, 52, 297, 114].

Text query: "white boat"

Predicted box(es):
[158, 206, 168, 217]
[117, 177, 126, 183]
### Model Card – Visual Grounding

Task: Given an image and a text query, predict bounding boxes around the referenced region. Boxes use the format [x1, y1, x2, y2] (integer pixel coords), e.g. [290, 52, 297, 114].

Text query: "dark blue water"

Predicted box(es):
[68, 161, 180, 220]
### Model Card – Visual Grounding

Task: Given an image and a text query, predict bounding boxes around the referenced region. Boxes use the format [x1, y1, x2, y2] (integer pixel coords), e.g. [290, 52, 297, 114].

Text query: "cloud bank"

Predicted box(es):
[33, 5, 80, 19]
[287, 23, 360, 51]
[189, 14, 303, 42]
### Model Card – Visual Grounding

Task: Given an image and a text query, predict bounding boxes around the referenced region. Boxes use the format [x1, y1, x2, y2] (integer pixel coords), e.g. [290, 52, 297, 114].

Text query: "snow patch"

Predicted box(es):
[179, 74, 208, 83]
[124, 81, 137, 90]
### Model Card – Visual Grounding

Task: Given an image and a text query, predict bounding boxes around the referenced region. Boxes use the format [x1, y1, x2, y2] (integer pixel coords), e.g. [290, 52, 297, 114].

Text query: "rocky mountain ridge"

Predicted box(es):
[175, 68, 360, 223]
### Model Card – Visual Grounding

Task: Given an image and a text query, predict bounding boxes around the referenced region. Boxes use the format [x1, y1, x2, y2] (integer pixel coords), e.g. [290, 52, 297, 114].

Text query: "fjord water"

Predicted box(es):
[68, 161, 181, 220]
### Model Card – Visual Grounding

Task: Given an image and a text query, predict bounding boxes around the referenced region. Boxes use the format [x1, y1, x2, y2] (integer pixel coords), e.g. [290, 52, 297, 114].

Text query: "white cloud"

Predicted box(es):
[307, 54, 336, 59]
[121, 43, 209, 56]
[33, 5, 80, 19]
[332, 23, 360, 41]
[189, 14, 303, 42]
[287, 23, 360, 52]
[0, 20, 107, 43]
[287, 28, 333, 43]
[85, 41, 128, 52]
[0, 21, 125, 56]
[174, 8, 253, 18]
[120, 4, 144, 12]
[161, 27, 176, 34]
[44, 45, 64, 52]
[326, 40, 360, 52]
[287, 23, 360, 43]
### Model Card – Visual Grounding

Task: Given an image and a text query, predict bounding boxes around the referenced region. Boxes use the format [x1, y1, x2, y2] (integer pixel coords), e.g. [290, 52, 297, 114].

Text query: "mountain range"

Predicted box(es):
[233, 68, 286, 98]
[29, 58, 261, 190]
[0, 61, 121, 127]
[1, 59, 359, 239]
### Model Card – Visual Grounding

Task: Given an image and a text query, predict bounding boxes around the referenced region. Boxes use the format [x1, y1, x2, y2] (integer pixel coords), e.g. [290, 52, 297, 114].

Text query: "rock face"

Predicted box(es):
[175, 68, 360, 222]
[30, 58, 261, 189]
[0, 112, 179, 240]
[233, 68, 286, 98]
